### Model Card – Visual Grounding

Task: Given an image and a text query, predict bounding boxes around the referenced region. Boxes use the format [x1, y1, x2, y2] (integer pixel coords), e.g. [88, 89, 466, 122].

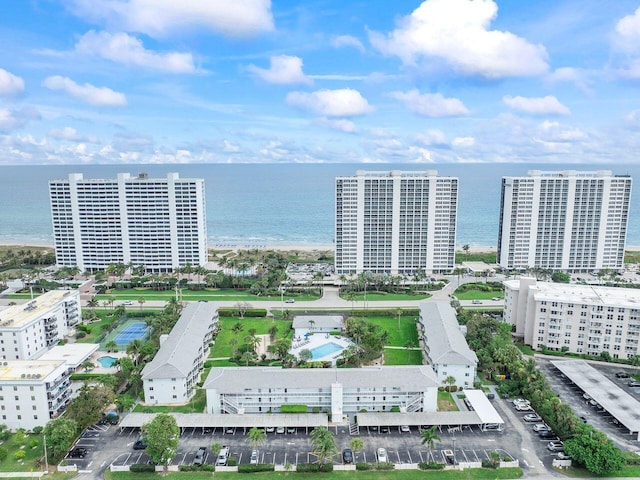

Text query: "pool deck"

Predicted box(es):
[290, 329, 353, 365]
[88, 351, 129, 374]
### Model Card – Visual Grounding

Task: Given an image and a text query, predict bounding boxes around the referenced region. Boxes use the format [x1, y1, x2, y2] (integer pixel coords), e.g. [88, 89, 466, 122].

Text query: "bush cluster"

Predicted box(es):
[418, 461, 445, 470]
[280, 404, 308, 413]
[355, 463, 372, 470]
[295, 463, 333, 472]
[178, 464, 215, 472]
[237, 463, 275, 473]
[129, 463, 156, 472]
[218, 308, 268, 317]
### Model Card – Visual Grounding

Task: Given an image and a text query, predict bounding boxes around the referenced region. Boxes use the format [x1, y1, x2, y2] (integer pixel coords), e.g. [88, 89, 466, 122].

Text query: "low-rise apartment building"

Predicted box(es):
[504, 277, 640, 359]
[0, 290, 81, 360]
[419, 302, 477, 388]
[142, 302, 218, 405]
[0, 360, 71, 431]
[204, 366, 438, 420]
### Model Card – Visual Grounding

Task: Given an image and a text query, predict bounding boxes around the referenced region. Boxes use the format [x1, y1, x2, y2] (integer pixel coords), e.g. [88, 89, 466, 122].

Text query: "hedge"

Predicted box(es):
[218, 308, 268, 318]
[418, 462, 445, 470]
[296, 463, 333, 472]
[70, 373, 113, 381]
[355, 463, 372, 471]
[238, 464, 276, 473]
[130, 464, 156, 472]
[178, 464, 215, 472]
[280, 404, 308, 413]
[375, 462, 395, 470]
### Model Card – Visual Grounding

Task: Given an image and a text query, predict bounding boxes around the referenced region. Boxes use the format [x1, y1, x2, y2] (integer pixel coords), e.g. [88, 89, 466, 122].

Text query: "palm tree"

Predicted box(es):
[462, 244, 470, 257]
[445, 375, 457, 392]
[127, 339, 144, 365]
[244, 334, 262, 354]
[420, 426, 440, 460]
[268, 325, 279, 341]
[137, 297, 146, 311]
[396, 307, 403, 332]
[80, 360, 94, 372]
[310, 427, 338, 465]
[308, 319, 315, 332]
[241, 350, 256, 366]
[349, 438, 364, 454]
[247, 427, 267, 451]
[87, 297, 99, 318]
[105, 340, 118, 352]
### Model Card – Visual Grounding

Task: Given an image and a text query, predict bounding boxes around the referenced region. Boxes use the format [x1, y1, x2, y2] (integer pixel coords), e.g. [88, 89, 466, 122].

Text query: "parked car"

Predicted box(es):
[380, 426, 389, 433]
[547, 441, 564, 452]
[523, 414, 542, 422]
[579, 416, 588, 423]
[538, 430, 556, 438]
[557, 451, 572, 460]
[342, 448, 354, 464]
[582, 393, 591, 400]
[515, 403, 533, 411]
[512, 398, 530, 407]
[69, 447, 87, 458]
[377, 448, 388, 463]
[533, 423, 550, 432]
[216, 446, 230, 466]
[225, 427, 235, 434]
[276, 427, 285, 434]
[193, 447, 206, 466]
[285, 299, 295, 303]
[287, 427, 296, 434]
[486, 393, 495, 400]
[123, 300, 133, 305]
[250, 450, 258, 465]
[133, 437, 147, 450]
[265, 427, 275, 433]
[471, 300, 482, 304]
[615, 372, 630, 378]
[628, 380, 640, 387]
[400, 425, 410, 432]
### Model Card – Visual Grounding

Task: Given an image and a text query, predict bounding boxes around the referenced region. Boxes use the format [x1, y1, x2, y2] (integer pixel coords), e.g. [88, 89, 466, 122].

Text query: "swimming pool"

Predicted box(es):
[310, 342, 344, 360]
[97, 356, 117, 368]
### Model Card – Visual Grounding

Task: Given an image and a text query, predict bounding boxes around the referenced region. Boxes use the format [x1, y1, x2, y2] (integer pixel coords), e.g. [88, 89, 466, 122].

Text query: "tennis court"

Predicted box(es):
[114, 321, 149, 346]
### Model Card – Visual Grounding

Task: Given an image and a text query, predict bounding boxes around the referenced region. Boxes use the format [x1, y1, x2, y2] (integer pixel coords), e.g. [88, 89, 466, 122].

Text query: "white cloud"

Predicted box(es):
[49, 127, 100, 143]
[537, 120, 586, 142]
[546, 67, 592, 95]
[613, 6, 640, 53]
[0, 68, 24, 97]
[331, 35, 365, 53]
[42, 76, 127, 106]
[0, 107, 40, 132]
[223, 140, 240, 152]
[68, 0, 274, 38]
[316, 118, 357, 133]
[390, 89, 469, 117]
[369, 0, 548, 78]
[503, 95, 570, 116]
[416, 129, 448, 146]
[76, 31, 196, 73]
[452, 136, 475, 148]
[246, 55, 311, 85]
[286, 88, 373, 117]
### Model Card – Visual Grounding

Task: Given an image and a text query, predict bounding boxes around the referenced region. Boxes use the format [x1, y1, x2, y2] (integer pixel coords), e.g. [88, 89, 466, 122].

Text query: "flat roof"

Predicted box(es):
[464, 390, 504, 425]
[462, 261, 496, 273]
[0, 360, 66, 381]
[0, 290, 78, 329]
[36, 343, 99, 369]
[551, 360, 640, 434]
[292, 315, 343, 330]
[357, 411, 482, 426]
[119, 413, 328, 429]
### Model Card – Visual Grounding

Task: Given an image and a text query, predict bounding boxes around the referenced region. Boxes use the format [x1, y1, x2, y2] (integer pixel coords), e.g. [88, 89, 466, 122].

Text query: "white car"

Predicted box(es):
[533, 423, 550, 432]
[123, 300, 133, 305]
[377, 448, 388, 463]
[250, 450, 258, 464]
[276, 427, 285, 434]
[400, 425, 410, 432]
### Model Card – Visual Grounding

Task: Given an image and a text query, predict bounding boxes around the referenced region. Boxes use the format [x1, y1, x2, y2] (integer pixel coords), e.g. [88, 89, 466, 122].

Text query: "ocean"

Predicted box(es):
[1, 163, 639, 248]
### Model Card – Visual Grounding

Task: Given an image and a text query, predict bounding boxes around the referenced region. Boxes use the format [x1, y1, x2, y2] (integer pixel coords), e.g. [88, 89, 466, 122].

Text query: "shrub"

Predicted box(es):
[31, 426, 43, 435]
[296, 463, 333, 472]
[481, 459, 498, 469]
[418, 462, 445, 470]
[29, 439, 39, 449]
[390, 406, 400, 412]
[238, 463, 275, 473]
[228, 456, 238, 466]
[355, 463, 372, 470]
[130, 464, 156, 472]
[14, 450, 26, 461]
[375, 462, 394, 470]
[75, 331, 86, 339]
[0, 446, 7, 462]
[280, 404, 308, 413]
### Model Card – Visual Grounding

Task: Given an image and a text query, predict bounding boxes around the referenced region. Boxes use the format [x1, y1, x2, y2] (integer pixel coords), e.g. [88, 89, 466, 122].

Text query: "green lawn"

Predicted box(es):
[561, 465, 640, 478]
[208, 317, 293, 358]
[96, 288, 320, 302]
[0, 432, 46, 472]
[105, 468, 523, 480]
[134, 388, 206, 414]
[76, 309, 122, 344]
[366, 316, 420, 346]
[383, 347, 423, 365]
[438, 390, 459, 411]
[341, 291, 431, 301]
[454, 290, 503, 300]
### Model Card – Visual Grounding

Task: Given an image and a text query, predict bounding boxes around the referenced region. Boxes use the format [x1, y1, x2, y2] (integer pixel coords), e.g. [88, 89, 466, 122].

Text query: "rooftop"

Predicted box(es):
[0, 290, 78, 330]
[292, 315, 343, 330]
[0, 360, 66, 381]
[504, 279, 640, 308]
[419, 302, 478, 366]
[142, 302, 218, 380]
[119, 412, 329, 429]
[36, 343, 99, 369]
[204, 365, 438, 393]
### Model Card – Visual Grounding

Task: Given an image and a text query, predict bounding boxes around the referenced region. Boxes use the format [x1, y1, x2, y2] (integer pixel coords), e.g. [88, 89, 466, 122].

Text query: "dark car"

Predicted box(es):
[538, 430, 556, 438]
[96, 418, 107, 426]
[133, 438, 147, 450]
[616, 372, 630, 378]
[342, 448, 354, 464]
[69, 447, 87, 458]
[193, 447, 207, 466]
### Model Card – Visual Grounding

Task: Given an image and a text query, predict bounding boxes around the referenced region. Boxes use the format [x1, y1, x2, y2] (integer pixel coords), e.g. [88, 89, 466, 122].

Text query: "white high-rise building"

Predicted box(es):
[497, 170, 631, 272]
[335, 170, 458, 275]
[49, 172, 207, 273]
[0, 290, 81, 361]
[504, 277, 640, 360]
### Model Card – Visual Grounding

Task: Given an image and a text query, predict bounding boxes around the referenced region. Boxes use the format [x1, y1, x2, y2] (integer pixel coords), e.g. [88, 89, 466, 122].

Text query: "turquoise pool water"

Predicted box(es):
[97, 356, 117, 368]
[310, 342, 343, 360]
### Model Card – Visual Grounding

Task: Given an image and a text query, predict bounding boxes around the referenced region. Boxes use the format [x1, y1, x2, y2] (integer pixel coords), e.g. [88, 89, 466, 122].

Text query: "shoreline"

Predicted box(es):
[2, 240, 640, 254]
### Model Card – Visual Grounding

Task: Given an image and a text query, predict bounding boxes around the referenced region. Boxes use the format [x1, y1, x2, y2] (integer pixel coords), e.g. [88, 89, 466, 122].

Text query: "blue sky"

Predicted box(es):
[3, 0, 640, 164]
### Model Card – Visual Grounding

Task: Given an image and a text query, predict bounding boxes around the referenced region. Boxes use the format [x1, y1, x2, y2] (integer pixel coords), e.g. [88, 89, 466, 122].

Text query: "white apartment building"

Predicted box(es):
[49, 172, 207, 273]
[419, 302, 477, 388]
[0, 360, 71, 431]
[497, 170, 631, 272]
[204, 366, 439, 420]
[504, 277, 640, 359]
[335, 170, 458, 275]
[0, 290, 81, 361]
[142, 302, 218, 405]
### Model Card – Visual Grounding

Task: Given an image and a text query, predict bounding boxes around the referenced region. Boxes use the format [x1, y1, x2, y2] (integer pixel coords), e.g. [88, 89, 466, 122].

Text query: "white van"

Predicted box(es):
[216, 446, 230, 466]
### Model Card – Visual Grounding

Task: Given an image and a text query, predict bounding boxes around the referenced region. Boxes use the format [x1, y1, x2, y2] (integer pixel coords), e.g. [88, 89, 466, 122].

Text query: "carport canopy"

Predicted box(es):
[551, 360, 640, 440]
[119, 412, 328, 429]
[357, 411, 482, 427]
[464, 389, 504, 425]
